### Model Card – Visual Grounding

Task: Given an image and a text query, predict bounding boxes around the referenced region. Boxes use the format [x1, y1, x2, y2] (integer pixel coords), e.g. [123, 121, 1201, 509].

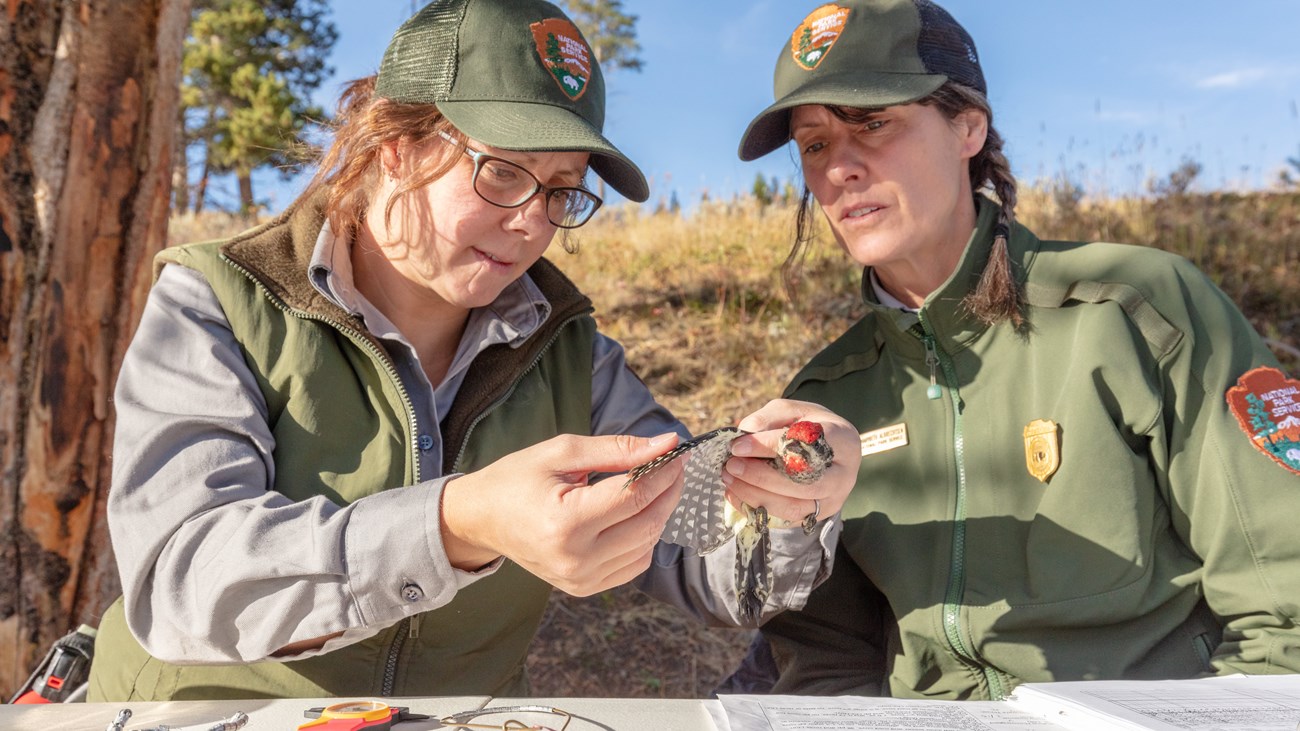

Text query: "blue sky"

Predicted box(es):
[252, 1, 1300, 212]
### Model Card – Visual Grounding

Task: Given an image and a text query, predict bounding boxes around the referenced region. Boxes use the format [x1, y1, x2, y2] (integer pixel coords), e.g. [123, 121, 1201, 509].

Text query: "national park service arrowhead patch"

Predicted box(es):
[1226, 366, 1300, 475]
[791, 4, 852, 71]
[531, 18, 592, 100]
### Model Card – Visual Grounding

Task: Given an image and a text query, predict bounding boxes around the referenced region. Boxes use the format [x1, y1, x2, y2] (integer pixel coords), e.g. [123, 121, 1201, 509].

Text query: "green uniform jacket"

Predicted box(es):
[89, 200, 596, 700]
[764, 196, 1300, 700]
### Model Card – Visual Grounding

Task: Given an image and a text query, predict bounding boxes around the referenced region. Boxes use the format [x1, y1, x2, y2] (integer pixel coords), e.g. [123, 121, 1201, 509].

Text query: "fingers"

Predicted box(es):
[723, 481, 822, 527]
[595, 463, 682, 547]
[560, 542, 658, 598]
[583, 445, 684, 525]
[736, 398, 842, 433]
[532, 462, 683, 596]
[726, 399, 863, 523]
[723, 462, 825, 524]
[540, 432, 681, 476]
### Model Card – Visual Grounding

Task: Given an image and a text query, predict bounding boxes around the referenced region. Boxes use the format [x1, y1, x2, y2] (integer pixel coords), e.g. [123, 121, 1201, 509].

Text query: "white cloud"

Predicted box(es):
[1196, 67, 1279, 89]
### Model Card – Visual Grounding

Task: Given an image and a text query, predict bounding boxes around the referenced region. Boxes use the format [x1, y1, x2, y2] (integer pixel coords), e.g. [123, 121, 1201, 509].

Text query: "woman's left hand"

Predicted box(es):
[723, 399, 861, 526]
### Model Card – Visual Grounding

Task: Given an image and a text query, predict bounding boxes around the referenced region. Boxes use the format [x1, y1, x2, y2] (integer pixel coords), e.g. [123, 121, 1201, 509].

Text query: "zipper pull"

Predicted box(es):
[923, 336, 942, 400]
[409, 615, 421, 639]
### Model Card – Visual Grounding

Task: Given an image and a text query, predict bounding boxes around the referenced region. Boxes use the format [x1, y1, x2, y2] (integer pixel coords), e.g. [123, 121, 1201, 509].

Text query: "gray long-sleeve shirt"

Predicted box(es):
[109, 226, 840, 664]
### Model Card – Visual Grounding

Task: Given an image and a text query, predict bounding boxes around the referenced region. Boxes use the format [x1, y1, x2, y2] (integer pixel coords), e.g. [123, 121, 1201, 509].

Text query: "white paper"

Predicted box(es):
[1008, 675, 1300, 731]
[717, 694, 1070, 731]
[704, 699, 732, 731]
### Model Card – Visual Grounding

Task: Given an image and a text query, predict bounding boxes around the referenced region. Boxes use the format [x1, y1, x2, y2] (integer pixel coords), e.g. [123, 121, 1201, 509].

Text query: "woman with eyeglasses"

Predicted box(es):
[726, 0, 1300, 701]
[87, 0, 861, 702]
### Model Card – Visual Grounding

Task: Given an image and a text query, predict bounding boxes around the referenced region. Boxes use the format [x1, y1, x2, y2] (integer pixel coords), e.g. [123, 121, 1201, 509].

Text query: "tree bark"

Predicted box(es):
[194, 152, 210, 214]
[236, 166, 254, 221]
[172, 110, 189, 214]
[0, 0, 189, 695]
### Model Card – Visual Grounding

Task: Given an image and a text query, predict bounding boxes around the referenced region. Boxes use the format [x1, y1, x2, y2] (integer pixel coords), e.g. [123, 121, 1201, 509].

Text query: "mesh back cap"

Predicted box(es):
[376, 0, 649, 202]
[738, 0, 986, 161]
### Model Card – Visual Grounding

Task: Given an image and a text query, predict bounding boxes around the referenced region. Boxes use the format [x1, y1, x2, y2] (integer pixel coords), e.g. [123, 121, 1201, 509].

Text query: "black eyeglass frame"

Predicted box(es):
[437, 131, 603, 229]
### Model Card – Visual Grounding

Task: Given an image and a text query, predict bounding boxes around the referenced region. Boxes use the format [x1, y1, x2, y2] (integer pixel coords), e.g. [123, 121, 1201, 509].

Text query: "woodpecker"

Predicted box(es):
[625, 421, 834, 622]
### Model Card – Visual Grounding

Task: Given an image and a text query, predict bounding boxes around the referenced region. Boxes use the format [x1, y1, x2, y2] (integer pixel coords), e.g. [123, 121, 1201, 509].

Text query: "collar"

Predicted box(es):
[863, 195, 1040, 355]
[863, 192, 1045, 353]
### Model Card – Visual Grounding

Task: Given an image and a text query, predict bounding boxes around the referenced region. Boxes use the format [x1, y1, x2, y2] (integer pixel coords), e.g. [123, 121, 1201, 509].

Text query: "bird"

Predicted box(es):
[625, 420, 834, 622]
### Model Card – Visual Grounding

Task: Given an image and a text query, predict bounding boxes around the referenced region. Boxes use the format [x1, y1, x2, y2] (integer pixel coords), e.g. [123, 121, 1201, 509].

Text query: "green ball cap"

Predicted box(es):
[376, 0, 649, 202]
[738, 0, 986, 162]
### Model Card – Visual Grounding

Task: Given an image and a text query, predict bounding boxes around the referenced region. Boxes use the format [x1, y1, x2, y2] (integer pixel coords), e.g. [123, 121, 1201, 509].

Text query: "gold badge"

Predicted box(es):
[1023, 419, 1061, 483]
[860, 423, 908, 457]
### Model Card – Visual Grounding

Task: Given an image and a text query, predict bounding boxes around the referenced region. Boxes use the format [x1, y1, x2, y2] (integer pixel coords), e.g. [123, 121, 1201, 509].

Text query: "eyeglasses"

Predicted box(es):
[438, 131, 602, 229]
[439, 704, 572, 731]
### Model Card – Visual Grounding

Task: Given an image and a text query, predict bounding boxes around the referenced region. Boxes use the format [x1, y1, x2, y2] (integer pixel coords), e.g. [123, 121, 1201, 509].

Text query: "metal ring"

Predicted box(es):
[801, 498, 820, 535]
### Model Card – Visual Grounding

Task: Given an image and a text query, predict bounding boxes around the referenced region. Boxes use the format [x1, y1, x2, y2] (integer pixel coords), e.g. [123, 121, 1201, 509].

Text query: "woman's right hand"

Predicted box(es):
[439, 433, 685, 596]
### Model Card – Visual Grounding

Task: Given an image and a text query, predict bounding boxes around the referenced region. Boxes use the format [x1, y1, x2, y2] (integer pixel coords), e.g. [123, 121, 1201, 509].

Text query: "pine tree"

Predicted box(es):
[547, 34, 565, 66]
[752, 173, 773, 208]
[179, 0, 337, 217]
[1247, 394, 1279, 447]
[557, 1, 642, 200]
[559, 0, 643, 72]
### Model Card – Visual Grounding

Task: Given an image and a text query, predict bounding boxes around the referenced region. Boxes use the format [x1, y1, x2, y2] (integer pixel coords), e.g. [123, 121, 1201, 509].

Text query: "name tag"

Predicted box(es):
[860, 423, 908, 457]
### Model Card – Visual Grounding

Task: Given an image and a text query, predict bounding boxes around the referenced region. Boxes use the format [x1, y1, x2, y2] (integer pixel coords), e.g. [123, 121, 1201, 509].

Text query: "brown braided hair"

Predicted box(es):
[785, 81, 1023, 326]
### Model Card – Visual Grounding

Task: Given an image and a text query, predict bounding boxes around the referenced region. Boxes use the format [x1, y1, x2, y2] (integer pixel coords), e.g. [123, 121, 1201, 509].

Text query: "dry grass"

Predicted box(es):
[173, 187, 1300, 699]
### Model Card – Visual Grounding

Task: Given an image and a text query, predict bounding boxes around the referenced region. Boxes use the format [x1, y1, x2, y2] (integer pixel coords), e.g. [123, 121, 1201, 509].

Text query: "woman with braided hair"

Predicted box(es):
[726, 0, 1300, 700]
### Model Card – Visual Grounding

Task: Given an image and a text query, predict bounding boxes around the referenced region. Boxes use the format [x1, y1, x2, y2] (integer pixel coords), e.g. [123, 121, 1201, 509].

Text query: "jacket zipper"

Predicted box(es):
[915, 318, 1008, 700]
[223, 256, 421, 696]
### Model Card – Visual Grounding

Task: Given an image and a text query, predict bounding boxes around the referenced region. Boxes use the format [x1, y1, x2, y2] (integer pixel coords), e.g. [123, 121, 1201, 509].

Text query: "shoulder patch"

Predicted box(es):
[531, 19, 592, 100]
[1226, 366, 1300, 475]
[791, 4, 851, 71]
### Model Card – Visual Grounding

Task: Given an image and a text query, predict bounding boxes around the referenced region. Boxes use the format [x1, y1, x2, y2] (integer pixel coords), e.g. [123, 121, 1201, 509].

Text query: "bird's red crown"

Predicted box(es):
[785, 421, 824, 444]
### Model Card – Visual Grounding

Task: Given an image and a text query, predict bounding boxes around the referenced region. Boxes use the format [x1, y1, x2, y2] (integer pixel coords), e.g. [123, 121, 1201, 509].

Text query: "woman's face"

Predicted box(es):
[373, 136, 590, 311]
[791, 102, 986, 276]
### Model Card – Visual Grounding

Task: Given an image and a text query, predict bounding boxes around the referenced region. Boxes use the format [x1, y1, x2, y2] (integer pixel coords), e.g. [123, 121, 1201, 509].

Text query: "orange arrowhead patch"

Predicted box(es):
[531, 18, 592, 100]
[1226, 366, 1300, 475]
[791, 4, 852, 71]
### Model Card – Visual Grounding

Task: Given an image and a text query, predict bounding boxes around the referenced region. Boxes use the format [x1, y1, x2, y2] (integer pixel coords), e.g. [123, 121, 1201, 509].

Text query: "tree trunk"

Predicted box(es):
[237, 167, 254, 221]
[172, 110, 189, 214]
[194, 156, 210, 214]
[0, 0, 189, 696]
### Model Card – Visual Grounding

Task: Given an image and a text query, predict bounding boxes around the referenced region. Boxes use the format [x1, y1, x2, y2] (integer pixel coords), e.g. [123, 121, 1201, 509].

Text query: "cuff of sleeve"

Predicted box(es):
[768, 514, 843, 611]
[343, 476, 501, 627]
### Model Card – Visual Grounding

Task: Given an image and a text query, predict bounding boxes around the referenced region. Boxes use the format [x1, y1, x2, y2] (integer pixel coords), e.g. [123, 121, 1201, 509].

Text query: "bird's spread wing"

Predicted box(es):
[626, 427, 744, 554]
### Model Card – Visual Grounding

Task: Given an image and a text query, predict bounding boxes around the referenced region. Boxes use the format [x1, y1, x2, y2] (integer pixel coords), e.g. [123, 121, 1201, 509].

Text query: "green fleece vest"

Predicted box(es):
[90, 202, 595, 701]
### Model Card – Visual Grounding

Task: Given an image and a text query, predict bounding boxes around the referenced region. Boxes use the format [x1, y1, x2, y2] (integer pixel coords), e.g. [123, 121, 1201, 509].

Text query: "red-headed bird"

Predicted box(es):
[625, 421, 834, 622]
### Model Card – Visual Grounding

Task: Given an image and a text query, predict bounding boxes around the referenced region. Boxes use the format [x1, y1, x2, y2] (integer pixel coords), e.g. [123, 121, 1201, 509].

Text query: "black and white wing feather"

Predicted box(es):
[625, 427, 745, 555]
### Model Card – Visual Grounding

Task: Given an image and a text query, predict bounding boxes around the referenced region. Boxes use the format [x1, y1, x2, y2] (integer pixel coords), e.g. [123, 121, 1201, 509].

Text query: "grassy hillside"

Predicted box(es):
[170, 188, 1300, 698]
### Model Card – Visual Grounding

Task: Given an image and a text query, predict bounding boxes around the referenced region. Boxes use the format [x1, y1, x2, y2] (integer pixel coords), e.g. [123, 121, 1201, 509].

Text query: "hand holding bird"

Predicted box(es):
[625, 400, 861, 622]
